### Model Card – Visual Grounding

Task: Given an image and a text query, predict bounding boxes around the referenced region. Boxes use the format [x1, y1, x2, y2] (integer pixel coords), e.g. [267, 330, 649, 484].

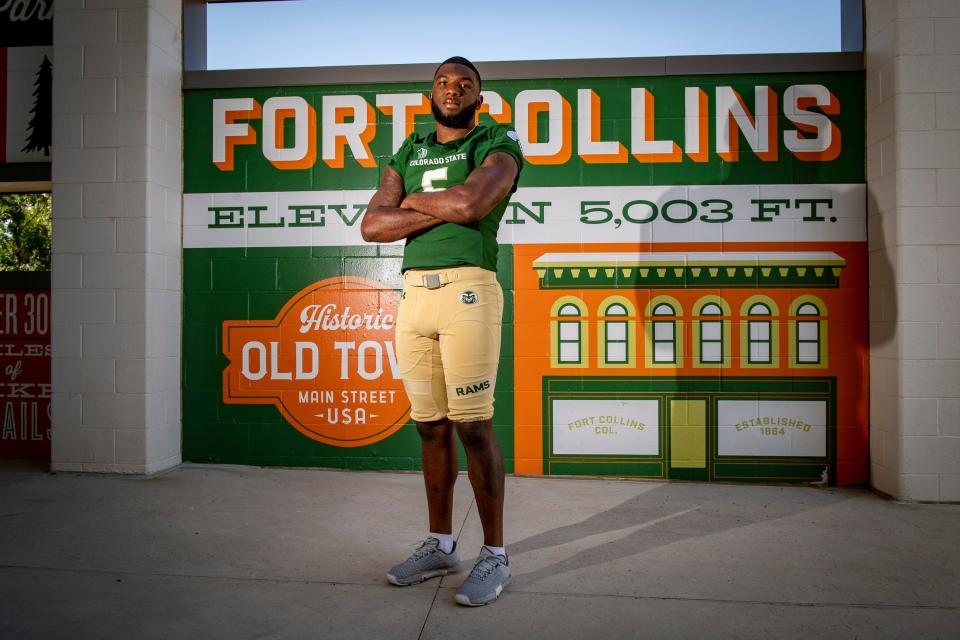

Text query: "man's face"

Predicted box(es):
[431, 63, 483, 129]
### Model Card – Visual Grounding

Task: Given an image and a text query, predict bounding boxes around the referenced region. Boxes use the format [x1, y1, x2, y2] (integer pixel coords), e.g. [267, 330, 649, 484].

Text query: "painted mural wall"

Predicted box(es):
[0, 273, 50, 460]
[182, 68, 867, 484]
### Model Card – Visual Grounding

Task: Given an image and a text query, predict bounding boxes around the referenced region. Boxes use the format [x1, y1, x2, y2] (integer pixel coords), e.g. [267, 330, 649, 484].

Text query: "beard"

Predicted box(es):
[431, 96, 479, 129]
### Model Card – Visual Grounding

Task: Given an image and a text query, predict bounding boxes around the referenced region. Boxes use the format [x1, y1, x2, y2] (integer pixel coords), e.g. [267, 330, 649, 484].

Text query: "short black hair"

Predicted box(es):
[435, 56, 481, 90]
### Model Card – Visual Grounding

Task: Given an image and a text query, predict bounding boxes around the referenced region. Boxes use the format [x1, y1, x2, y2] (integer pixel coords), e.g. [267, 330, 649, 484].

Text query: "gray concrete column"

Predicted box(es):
[866, 0, 960, 500]
[50, 0, 182, 473]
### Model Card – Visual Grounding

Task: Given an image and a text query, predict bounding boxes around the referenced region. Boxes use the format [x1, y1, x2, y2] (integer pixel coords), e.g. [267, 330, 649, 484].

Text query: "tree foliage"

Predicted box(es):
[0, 193, 51, 271]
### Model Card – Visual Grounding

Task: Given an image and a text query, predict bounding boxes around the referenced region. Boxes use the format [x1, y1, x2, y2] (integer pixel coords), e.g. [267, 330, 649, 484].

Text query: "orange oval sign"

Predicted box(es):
[222, 277, 409, 447]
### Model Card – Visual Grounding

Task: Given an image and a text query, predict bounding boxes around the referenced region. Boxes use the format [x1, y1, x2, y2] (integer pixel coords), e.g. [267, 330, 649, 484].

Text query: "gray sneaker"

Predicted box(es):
[454, 547, 511, 606]
[387, 537, 460, 586]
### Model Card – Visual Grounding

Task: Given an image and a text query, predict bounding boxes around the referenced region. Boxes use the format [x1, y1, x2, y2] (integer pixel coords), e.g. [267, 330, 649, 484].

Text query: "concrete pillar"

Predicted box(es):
[50, 0, 182, 474]
[866, 0, 960, 500]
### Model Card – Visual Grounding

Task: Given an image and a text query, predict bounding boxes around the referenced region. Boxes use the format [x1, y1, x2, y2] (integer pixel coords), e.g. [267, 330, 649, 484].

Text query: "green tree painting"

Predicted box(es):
[0, 193, 51, 271]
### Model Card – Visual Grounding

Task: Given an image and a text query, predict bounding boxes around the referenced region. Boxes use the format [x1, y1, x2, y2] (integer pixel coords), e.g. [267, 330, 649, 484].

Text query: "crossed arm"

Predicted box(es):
[360, 152, 519, 244]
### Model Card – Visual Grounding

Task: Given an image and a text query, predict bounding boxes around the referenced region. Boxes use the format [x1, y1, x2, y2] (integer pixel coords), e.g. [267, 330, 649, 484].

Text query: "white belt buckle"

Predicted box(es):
[423, 273, 442, 289]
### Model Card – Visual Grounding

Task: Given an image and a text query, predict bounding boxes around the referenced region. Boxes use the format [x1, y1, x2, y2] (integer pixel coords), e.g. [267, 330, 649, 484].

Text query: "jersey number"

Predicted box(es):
[421, 167, 448, 192]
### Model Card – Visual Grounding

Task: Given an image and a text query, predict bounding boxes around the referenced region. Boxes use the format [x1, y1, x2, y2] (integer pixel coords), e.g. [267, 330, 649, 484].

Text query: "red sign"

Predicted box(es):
[222, 277, 409, 447]
[0, 289, 50, 459]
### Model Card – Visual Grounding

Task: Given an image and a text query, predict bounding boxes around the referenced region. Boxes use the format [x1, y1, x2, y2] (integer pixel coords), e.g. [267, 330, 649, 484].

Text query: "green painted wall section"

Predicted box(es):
[182, 245, 515, 471]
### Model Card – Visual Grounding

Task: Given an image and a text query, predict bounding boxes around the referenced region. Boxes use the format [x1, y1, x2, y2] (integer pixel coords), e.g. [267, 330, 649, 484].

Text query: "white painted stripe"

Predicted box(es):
[184, 184, 865, 249]
[533, 252, 846, 266]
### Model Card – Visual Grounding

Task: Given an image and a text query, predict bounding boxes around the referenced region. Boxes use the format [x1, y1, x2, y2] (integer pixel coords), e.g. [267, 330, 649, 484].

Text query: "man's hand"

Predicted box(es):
[360, 167, 444, 243]
[401, 152, 519, 225]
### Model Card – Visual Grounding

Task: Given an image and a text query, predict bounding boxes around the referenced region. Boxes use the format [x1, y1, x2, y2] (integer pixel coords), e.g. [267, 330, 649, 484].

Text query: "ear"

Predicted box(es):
[475, 93, 484, 111]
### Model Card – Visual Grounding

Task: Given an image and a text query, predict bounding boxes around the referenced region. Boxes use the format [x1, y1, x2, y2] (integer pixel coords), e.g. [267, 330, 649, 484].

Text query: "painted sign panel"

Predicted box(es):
[221, 276, 409, 447]
[717, 400, 827, 457]
[184, 183, 865, 248]
[2, 45, 51, 162]
[182, 68, 867, 484]
[0, 288, 50, 460]
[0, 2, 52, 48]
[184, 73, 864, 194]
[551, 399, 659, 455]
[0, 2, 52, 164]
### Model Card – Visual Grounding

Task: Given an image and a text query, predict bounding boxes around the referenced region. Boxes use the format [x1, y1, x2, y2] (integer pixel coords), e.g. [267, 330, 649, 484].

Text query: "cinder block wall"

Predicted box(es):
[50, 0, 182, 473]
[866, 0, 960, 500]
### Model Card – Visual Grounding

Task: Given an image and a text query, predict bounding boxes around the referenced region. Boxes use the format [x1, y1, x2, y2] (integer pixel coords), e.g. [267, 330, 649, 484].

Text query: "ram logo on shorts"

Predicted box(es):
[455, 380, 490, 396]
[459, 291, 478, 304]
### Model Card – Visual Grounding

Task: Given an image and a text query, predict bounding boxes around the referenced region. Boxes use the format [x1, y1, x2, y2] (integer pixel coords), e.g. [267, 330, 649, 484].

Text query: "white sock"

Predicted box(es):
[482, 545, 507, 559]
[429, 532, 455, 554]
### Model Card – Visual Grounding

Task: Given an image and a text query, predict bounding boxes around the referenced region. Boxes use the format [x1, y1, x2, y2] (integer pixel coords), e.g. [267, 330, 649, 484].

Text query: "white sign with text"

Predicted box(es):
[184, 184, 865, 248]
[717, 400, 827, 457]
[551, 398, 660, 455]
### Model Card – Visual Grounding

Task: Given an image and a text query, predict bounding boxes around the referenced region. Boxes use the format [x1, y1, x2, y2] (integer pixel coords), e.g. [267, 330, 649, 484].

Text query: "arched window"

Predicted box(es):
[796, 303, 820, 363]
[747, 302, 772, 364]
[652, 302, 677, 364]
[738, 296, 780, 368]
[603, 303, 629, 364]
[557, 303, 582, 364]
[789, 297, 827, 367]
[699, 302, 724, 364]
[644, 296, 683, 368]
[597, 297, 636, 368]
[550, 297, 588, 367]
[693, 297, 731, 368]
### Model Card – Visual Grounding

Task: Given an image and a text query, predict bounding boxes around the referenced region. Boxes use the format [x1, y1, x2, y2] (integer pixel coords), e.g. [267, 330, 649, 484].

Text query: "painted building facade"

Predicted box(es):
[514, 247, 867, 484]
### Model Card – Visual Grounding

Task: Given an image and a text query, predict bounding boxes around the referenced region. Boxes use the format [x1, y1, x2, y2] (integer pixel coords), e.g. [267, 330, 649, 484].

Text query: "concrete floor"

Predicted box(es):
[0, 460, 957, 640]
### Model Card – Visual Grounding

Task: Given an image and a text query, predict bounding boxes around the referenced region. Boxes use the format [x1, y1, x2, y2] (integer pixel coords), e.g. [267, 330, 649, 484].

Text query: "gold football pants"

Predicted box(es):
[396, 266, 503, 423]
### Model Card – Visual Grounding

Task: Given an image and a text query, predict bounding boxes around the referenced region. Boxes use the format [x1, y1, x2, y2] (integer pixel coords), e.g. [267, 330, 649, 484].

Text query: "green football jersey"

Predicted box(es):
[386, 123, 524, 272]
